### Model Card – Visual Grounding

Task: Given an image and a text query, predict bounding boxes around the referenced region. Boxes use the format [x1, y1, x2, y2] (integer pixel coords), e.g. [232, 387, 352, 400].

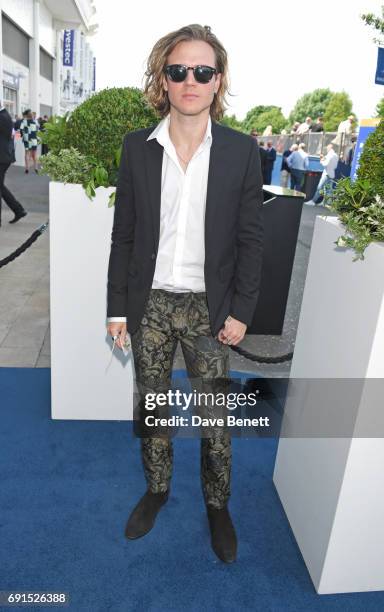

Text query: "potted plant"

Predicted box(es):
[44, 88, 158, 421]
[273, 117, 384, 595]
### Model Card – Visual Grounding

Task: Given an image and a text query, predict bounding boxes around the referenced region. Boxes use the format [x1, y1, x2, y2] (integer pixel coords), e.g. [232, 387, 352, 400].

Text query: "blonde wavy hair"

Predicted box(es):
[143, 24, 230, 121]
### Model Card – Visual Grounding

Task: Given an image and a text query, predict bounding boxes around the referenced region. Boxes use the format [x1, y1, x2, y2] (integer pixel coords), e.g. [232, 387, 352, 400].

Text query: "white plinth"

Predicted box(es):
[273, 216, 384, 594]
[50, 182, 135, 420]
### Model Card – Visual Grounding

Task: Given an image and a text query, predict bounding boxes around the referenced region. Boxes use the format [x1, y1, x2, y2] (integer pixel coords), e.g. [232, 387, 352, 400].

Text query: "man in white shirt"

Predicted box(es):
[106, 25, 264, 563]
[305, 143, 339, 206]
[296, 116, 312, 135]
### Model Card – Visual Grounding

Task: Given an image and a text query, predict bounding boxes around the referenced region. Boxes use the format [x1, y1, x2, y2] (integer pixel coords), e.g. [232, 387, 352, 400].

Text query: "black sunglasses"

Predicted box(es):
[164, 64, 217, 84]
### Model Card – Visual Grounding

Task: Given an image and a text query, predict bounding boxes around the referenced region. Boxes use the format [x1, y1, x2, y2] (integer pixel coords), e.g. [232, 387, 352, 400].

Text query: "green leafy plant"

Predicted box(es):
[356, 119, 384, 198]
[39, 87, 159, 205]
[325, 179, 384, 260]
[39, 147, 112, 203]
[39, 113, 70, 153]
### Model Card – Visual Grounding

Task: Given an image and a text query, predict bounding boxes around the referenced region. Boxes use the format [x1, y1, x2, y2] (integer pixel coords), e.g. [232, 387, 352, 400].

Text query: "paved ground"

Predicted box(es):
[0, 165, 334, 374]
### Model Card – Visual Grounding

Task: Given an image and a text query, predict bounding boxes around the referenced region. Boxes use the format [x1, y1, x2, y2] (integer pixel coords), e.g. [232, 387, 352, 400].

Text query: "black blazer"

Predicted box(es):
[107, 120, 264, 337]
[0, 108, 16, 165]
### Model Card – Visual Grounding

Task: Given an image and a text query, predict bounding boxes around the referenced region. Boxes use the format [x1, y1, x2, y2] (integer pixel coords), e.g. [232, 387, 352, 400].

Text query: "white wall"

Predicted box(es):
[39, 74, 53, 109]
[3, 55, 30, 110]
[2, 0, 33, 35]
[39, 0, 54, 56]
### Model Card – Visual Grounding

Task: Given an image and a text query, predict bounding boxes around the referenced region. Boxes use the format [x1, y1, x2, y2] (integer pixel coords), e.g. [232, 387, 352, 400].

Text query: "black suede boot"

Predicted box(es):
[207, 505, 237, 563]
[124, 490, 169, 539]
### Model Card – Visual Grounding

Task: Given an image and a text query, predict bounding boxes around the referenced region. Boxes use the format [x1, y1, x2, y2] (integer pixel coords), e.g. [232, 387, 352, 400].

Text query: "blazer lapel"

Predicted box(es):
[143, 119, 230, 256]
[144, 136, 164, 251]
[205, 121, 231, 257]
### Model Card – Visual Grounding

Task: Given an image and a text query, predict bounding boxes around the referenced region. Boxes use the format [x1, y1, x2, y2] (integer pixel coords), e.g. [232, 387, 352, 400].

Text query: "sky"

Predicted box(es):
[91, 0, 384, 122]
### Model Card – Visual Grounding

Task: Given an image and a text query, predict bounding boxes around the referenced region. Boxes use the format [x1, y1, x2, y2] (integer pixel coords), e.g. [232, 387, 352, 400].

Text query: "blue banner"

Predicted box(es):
[375, 47, 384, 85]
[92, 57, 96, 91]
[63, 30, 74, 67]
[350, 119, 380, 181]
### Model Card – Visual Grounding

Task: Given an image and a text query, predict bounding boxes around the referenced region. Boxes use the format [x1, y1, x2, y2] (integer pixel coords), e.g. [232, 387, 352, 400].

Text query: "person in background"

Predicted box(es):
[305, 143, 339, 206]
[258, 139, 268, 184]
[0, 101, 27, 223]
[39, 115, 49, 156]
[14, 115, 22, 130]
[290, 121, 300, 135]
[264, 140, 276, 185]
[32, 111, 39, 129]
[20, 109, 39, 174]
[296, 116, 312, 135]
[280, 143, 297, 188]
[287, 142, 309, 190]
[262, 124, 273, 137]
[344, 134, 357, 167]
[310, 116, 324, 132]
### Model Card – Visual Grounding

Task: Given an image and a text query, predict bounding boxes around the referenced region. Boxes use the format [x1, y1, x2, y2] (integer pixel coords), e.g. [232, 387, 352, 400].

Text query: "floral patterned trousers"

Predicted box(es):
[130, 289, 231, 509]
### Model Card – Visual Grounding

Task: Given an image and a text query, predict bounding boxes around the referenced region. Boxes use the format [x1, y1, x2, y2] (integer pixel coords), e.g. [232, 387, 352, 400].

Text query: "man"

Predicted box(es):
[264, 140, 276, 185]
[280, 144, 297, 188]
[0, 103, 27, 224]
[337, 114, 355, 136]
[106, 24, 264, 564]
[257, 139, 268, 184]
[296, 116, 312, 135]
[305, 143, 338, 206]
[287, 142, 309, 190]
[310, 116, 324, 132]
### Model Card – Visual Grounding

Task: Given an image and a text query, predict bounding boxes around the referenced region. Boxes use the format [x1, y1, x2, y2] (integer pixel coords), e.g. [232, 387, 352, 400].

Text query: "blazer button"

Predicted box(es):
[151, 253, 156, 260]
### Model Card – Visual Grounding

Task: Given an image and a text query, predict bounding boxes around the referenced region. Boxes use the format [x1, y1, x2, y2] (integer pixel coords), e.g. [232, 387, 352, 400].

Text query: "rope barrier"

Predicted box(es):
[0, 221, 49, 269]
[230, 344, 293, 364]
[0, 220, 294, 363]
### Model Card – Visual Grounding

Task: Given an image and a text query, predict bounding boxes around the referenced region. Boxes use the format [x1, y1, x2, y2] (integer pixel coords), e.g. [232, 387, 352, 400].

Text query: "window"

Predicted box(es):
[3, 85, 17, 117]
[2, 15, 29, 67]
[40, 47, 53, 81]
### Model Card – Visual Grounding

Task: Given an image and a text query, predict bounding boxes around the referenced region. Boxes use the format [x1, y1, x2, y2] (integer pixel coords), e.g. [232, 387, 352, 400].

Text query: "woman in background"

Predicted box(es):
[20, 109, 39, 174]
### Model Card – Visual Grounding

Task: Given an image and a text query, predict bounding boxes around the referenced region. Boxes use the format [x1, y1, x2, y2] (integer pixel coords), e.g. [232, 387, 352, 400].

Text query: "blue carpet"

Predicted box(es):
[1, 368, 383, 611]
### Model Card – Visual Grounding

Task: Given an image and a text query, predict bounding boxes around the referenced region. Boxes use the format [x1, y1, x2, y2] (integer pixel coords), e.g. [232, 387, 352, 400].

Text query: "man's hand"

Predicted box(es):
[217, 316, 247, 346]
[107, 322, 128, 350]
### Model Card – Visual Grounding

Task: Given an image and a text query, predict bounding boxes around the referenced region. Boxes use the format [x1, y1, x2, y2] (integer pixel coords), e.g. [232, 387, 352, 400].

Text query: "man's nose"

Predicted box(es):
[185, 68, 196, 85]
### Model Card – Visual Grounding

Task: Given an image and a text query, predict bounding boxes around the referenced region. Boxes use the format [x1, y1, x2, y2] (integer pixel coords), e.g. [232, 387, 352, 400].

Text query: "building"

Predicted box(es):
[0, 0, 97, 119]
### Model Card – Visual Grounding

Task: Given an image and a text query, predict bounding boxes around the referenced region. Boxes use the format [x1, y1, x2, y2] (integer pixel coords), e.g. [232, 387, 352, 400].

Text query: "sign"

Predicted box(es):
[350, 119, 380, 181]
[92, 57, 96, 91]
[63, 30, 74, 67]
[375, 47, 384, 85]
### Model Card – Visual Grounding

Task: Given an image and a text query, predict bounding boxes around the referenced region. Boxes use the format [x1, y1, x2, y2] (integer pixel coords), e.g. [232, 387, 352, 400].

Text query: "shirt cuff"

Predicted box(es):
[107, 317, 127, 323]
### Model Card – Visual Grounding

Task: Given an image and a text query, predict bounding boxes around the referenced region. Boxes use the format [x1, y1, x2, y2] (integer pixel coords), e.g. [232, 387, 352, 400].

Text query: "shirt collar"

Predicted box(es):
[147, 113, 212, 149]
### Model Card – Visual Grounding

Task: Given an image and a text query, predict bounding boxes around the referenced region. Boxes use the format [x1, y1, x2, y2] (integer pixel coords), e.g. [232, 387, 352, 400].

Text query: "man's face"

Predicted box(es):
[162, 40, 221, 118]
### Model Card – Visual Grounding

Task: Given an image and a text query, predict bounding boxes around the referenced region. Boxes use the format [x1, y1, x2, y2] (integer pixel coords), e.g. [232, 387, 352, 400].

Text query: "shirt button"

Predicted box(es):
[151, 253, 156, 260]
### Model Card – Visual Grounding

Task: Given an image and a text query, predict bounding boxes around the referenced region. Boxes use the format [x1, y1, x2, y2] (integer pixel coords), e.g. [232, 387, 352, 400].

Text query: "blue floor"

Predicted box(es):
[1, 368, 383, 611]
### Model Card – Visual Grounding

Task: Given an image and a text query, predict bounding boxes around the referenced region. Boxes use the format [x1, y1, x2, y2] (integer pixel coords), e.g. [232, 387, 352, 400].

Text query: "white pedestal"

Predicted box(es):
[273, 216, 384, 593]
[50, 182, 135, 420]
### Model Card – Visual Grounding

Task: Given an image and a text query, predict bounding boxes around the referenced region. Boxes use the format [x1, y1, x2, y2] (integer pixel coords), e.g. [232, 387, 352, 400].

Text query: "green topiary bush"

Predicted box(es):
[64, 87, 158, 184]
[325, 119, 384, 259]
[357, 119, 384, 198]
[39, 87, 159, 204]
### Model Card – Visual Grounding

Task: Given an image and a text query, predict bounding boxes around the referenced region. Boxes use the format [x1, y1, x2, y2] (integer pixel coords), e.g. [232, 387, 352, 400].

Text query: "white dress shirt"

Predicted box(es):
[320, 148, 339, 179]
[108, 114, 212, 323]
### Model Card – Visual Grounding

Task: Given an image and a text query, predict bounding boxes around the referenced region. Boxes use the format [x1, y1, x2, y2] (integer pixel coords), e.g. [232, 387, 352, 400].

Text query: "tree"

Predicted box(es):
[243, 105, 280, 133]
[250, 108, 287, 134]
[288, 88, 334, 125]
[361, 6, 384, 45]
[376, 97, 384, 117]
[323, 92, 354, 131]
[220, 114, 245, 132]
